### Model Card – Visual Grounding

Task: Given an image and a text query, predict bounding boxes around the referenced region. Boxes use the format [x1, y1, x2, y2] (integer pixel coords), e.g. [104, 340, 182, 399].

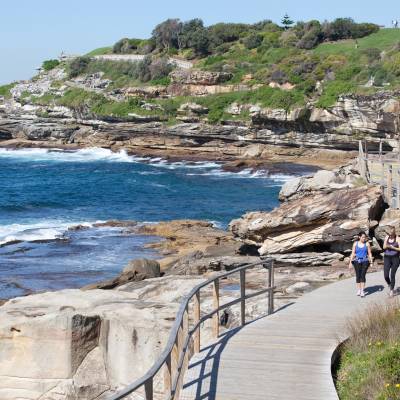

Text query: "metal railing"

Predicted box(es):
[108, 259, 275, 400]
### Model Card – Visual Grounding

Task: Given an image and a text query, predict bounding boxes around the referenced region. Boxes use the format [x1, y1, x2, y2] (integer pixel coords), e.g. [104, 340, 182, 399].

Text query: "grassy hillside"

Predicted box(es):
[11, 18, 400, 123]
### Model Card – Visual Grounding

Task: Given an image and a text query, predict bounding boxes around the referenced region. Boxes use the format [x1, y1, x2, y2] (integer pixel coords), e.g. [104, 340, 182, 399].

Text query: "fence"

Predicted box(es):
[358, 139, 400, 208]
[108, 259, 275, 400]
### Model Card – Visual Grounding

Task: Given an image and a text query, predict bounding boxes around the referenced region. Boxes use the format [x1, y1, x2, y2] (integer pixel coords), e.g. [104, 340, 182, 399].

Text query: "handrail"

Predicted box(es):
[107, 259, 275, 400]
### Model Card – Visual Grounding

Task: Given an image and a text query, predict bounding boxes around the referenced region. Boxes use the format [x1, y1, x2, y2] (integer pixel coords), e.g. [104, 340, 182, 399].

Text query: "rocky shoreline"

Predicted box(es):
[1, 66, 400, 399]
[0, 157, 393, 399]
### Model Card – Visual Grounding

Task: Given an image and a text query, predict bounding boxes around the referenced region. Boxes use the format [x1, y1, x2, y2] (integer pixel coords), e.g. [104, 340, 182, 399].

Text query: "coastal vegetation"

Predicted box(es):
[335, 301, 400, 400]
[9, 17, 400, 123]
[0, 82, 15, 98]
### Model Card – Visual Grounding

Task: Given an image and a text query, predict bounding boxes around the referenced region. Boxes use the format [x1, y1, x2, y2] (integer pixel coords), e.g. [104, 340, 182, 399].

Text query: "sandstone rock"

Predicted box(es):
[72, 73, 112, 90]
[83, 258, 160, 290]
[279, 164, 363, 202]
[0, 286, 181, 400]
[374, 208, 400, 242]
[270, 252, 344, 267]
[177, 102, 209, 115]
[230, 186, 385, 255]
[169, 69, 233, 85]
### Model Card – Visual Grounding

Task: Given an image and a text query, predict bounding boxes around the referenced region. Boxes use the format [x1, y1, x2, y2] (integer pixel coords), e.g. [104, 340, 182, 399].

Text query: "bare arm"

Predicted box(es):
[383, 236, 389, 250]
[348, 242, 356, 268]
[367, 243, 373, 263]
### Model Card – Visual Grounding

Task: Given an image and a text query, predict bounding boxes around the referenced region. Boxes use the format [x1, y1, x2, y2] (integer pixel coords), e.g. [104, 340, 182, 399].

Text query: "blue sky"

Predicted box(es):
[1, 0, 398, 84]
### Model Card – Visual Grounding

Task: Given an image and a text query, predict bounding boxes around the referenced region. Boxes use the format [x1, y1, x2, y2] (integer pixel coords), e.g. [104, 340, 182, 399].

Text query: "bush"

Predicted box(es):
[42, 59, 60, 71]
[335, 301, 400, 400]
[362, 47, 382, 63]
[242, 33, 263, 49]
[0, 83, 15, 98]
[68, 56, 91, 78]
[149, 57, 173, 80]
[322, 18, 380, 41]
[316, 80, 356, 108]
[113, 38, 145, 54]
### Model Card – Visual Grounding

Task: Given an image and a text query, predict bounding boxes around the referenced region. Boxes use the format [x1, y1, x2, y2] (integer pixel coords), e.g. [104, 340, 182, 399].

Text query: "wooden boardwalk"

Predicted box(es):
[180, 271, 389, 400]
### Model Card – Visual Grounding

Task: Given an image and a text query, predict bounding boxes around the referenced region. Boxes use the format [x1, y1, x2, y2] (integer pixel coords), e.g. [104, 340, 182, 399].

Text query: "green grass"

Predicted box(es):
[314, 29, 400, 57]
[0, 82, 16, 98]
[85, 46, 113, 56]
[335, 301, 400, 400]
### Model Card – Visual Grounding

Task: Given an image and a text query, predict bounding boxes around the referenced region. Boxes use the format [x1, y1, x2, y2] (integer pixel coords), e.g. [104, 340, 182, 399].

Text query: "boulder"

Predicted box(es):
[177, 102, 209, 115]
[374, 208, 400, 242]
[279, 164, 363, 202]
[230, 186, 385, 255]
[83, 258, 160, 290]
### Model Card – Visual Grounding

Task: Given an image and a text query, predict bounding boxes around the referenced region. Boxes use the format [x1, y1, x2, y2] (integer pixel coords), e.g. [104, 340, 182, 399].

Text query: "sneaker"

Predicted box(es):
[360, 290, 365, 298]
[390, 290, 394, 297]
[357, 289, 361, 296]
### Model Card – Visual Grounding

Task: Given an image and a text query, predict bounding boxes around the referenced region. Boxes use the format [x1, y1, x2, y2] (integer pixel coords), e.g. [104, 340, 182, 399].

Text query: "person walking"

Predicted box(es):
[349, 231, 373, 297]
[383, 227, 400, 297]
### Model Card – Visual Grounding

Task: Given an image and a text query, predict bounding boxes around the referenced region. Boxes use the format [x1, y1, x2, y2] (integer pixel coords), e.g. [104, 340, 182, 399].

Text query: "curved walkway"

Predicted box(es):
[181, 271, 388, 400]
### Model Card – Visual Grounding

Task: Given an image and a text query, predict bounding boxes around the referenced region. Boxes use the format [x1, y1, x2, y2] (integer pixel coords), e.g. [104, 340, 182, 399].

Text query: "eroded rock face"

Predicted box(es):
[229, 186, 385, 255]
[169, 69, 233, 85]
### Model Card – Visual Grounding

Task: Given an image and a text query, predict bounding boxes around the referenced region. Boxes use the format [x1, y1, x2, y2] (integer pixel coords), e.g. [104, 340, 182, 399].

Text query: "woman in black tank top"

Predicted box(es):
[383, 227, 400, 297]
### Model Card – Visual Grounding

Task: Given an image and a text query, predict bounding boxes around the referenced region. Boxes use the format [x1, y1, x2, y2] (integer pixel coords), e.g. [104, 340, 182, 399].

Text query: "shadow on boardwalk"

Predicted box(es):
[182, 303, 295, 400]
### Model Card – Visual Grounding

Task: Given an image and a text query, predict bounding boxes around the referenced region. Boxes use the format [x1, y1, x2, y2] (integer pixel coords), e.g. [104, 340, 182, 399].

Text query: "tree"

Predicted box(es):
[151, 19, 183, 51]
[281, 13, 294, 30]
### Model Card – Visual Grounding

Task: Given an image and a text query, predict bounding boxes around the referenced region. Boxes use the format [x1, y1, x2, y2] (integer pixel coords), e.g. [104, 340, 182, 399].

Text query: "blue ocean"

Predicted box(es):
[0, 148, 304, 299]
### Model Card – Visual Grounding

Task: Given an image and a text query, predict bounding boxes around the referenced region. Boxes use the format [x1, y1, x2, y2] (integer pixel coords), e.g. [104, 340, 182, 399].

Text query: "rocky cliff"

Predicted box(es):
[1, 67, 400, 169]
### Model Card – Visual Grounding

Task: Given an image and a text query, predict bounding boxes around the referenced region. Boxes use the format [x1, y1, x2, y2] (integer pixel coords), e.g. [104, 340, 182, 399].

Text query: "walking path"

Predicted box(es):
[181, 271, 389, 400]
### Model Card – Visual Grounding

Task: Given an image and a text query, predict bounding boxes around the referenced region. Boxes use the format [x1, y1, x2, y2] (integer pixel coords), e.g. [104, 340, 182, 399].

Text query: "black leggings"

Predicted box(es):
[353, 261, 369, 283]
[384, 255, 400, 290]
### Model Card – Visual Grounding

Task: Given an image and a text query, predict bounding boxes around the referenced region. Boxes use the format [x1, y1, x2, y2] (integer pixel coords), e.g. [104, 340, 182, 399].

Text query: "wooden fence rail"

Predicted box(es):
[108, 260, 275, 400]
[358, 139, 400, 208]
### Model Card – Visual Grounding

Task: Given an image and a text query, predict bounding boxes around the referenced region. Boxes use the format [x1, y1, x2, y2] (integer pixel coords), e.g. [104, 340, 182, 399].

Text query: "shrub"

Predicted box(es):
[42, 59, 60, 71]
[386, 53, 400, 76]
[362, 47, 382, 63]
[316, 80, 356, 108]
[113, 38, 145, 54]
[335, 301, 400, 400]
[68, 56, 91, 78]
[0, 83, 16, 98]
[270, 69, 288, 83]
[242, 33, 263, 49]
[149, 57, 173, 80]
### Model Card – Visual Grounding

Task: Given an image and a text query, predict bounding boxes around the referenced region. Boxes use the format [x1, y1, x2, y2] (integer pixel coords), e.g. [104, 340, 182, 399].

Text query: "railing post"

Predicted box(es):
[268, 261, 275, 315]
[163, 354, 172, 397]
[387, 164, 393, 207]
[193, 291, 201, 353]
[144, 378, 153, 400]
[397, 168, 400, 209]
[171, 341, 178, 393]
[379, 139, 383, 161]
[174, 307, 189, 399]
[381, 162, 385, 188]
[212, 280, 220, 338]
[240, 270, 246, 326]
